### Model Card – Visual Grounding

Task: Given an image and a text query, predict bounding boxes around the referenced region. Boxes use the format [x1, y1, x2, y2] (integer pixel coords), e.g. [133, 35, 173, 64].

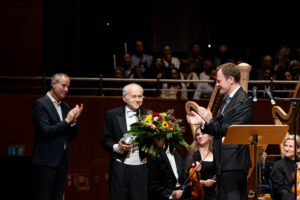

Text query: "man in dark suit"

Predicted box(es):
[148, 146, 184, 200]
[187, 63, 253, 200]
[31, 73, 83, 200]
[101, 83, 149, 200]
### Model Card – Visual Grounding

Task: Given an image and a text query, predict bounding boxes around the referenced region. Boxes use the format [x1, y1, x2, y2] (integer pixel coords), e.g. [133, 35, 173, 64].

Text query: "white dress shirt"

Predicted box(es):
[113, 106, 147, 165]
[47, 92, 66, 150]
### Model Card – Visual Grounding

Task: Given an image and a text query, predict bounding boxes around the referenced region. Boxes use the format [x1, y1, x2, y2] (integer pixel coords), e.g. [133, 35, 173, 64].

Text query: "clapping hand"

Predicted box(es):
[65, 104, 84, 123]
[186, 110, 205, 126]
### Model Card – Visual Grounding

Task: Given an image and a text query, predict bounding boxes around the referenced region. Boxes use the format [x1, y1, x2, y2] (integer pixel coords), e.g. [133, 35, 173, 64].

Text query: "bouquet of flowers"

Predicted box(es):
[126, 109, 188, 157]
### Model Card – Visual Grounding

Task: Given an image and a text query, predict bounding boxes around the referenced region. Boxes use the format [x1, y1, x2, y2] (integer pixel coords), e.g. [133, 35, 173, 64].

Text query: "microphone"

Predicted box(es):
[265, 88, 276, 105]
[262, 151, 267, 170]
[252, 86, 258, 102]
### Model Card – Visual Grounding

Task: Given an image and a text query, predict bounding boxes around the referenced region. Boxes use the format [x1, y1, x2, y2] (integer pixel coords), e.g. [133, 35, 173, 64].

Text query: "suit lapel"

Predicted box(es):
[161, 150, 177, 180]
[174, 152, 182, 178]
[44, 95, 61, 122]
[117, 107, 127, 134]
[223, 87, 242, 114]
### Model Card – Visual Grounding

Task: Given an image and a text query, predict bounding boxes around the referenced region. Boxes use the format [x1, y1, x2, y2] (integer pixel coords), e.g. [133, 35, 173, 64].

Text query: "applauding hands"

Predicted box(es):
[65, 104, 84, 123]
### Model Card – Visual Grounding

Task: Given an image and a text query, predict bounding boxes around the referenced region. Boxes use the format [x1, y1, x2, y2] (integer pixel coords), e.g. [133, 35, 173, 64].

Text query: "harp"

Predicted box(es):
[185, 63, 252, 135]
[272, 81, 300, 134]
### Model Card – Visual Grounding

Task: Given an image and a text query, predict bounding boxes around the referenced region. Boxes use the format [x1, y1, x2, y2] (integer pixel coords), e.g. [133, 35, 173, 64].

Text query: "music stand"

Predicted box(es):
[223, 124, 289, 200]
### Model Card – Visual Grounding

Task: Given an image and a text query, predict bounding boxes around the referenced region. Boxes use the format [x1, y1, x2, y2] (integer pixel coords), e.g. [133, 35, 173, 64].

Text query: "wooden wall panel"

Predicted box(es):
[0, 0, 42, 76]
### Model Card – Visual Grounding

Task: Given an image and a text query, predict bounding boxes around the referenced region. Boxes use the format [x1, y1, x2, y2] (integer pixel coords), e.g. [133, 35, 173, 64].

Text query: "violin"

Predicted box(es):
[292, 168, 300, 195]
[189, 164, 204, 200]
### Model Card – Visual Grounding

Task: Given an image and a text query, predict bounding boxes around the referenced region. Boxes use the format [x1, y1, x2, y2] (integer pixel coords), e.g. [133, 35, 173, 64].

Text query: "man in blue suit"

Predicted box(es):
[31, 73, 83, 200]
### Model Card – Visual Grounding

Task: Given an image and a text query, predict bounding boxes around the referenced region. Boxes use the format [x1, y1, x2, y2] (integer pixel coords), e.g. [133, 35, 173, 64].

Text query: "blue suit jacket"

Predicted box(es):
[31, 95, 77, 167]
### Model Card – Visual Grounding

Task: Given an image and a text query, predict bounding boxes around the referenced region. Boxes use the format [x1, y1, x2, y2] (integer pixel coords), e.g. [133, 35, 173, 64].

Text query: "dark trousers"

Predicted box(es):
[218, 170, 248, 200]
[110, 160, 148, 200]
[35, 153, 68, 200]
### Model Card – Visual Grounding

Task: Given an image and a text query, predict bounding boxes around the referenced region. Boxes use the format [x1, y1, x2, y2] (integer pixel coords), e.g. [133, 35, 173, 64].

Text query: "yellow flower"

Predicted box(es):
[145, 119, 152, 125]
[162, 121, 168, 128]
[145, 114, 152, 120]
[144, 114, 153, 125]
[161, 112, 167, 120]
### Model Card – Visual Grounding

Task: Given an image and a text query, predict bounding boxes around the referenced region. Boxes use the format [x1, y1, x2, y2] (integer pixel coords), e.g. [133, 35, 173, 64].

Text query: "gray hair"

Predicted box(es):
[50, 73, 70, 88]
[122, 83, 144, 99]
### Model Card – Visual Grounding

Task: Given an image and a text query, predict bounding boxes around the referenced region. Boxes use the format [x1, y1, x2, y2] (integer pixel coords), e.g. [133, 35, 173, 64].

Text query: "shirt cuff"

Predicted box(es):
[113, 144, 124, 154]
[70, 122, 77, 127]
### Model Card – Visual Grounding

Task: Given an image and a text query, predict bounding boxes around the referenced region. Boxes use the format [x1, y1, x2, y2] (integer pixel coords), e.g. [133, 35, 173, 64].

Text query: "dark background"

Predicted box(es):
[1, 0, 299, 77]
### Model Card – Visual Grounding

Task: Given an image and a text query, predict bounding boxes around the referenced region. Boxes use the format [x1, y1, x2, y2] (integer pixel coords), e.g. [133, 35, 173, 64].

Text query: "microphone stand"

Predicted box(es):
[275, 97, 300, 200]
[206, 96, 252, 200]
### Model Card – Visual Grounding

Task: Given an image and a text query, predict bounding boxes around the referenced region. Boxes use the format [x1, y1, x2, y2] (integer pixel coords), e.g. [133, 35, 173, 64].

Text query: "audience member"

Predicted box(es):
[282, 70, 295, 97]
[162, 44, 181, 69]
[186, 42, 205, 74]
[288, 59, 300, 80]
[160, 67, 187, 99]
[213, 43, 234, 67]
[193, 69, 216, 99]
[255, 54, 274, 80]
[105, 67, 127, 96]
[118, 52, 143, 79]
[131, 40, 153, 74]
[199, 58, 215, 80]
[180, 59, 200, 99]
[273, 46, 291, 80]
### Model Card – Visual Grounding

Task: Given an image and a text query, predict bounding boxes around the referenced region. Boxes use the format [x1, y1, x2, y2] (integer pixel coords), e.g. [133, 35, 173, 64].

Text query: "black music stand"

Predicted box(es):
[223, 124, 289, 200]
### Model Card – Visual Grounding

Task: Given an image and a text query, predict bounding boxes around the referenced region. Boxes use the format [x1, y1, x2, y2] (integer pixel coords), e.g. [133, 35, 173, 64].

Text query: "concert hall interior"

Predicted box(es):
[0, 1, 300, 200]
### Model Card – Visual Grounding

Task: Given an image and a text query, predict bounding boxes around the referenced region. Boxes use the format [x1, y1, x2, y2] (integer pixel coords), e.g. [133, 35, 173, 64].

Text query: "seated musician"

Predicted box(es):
[270, 134, 300, 200]
[181, 126, 217, 200]
[148, 144, 185, 200]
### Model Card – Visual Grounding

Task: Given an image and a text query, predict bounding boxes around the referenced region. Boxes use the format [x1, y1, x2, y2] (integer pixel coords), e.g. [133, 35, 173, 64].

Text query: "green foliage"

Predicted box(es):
[126, 109, 188, 157]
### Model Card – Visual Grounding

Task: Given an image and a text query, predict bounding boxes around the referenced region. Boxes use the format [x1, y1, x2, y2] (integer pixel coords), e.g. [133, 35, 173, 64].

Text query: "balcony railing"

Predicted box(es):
[0, 75, 298, 98]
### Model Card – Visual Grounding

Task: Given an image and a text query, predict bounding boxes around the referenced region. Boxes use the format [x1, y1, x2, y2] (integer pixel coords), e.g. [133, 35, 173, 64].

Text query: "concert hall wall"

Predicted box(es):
[0, 94, 290, 199]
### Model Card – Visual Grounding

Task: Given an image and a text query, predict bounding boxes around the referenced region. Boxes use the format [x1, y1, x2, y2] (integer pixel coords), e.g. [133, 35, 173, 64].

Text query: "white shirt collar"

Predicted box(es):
[47, 92, 61, 105]
[228, 85, 241, 98]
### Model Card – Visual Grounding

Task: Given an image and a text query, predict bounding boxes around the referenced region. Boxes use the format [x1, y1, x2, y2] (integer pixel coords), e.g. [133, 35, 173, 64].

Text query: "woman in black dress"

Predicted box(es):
[270, 135, 300, 200]
[181, 126, 217, 200]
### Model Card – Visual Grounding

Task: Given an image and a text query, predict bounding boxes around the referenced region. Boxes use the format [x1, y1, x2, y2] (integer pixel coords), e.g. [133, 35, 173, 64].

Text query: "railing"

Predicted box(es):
[0, 75, 298, 98]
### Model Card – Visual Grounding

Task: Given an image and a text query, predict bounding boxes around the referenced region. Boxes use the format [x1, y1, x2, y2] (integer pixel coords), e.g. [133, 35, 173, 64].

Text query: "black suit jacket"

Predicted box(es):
[202, 87, 253, 171]
[100, 106, 149, 161]
[31, 95, 77, 167]
[148, 149, 183, 200]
